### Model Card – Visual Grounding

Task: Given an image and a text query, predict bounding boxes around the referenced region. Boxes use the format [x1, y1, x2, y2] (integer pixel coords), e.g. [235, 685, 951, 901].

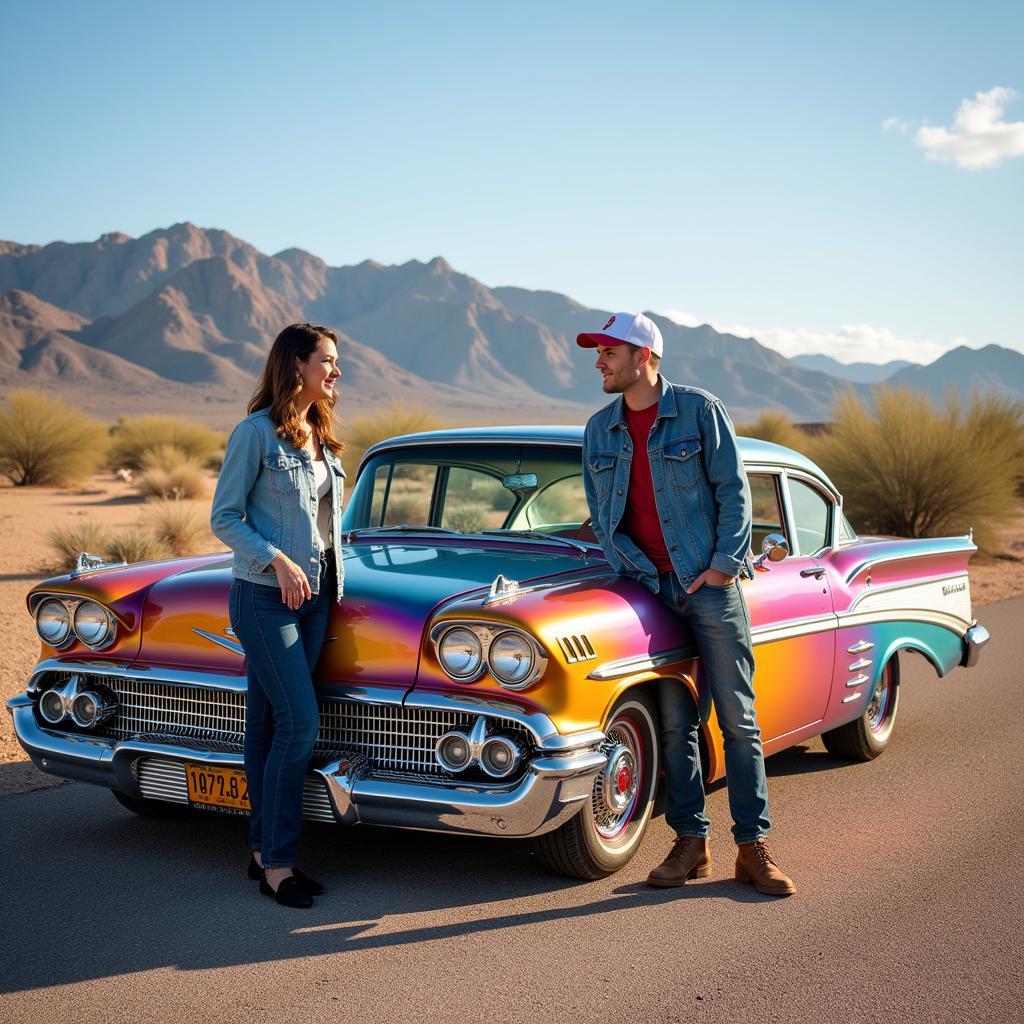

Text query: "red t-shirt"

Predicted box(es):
[621, 401, 674, 574]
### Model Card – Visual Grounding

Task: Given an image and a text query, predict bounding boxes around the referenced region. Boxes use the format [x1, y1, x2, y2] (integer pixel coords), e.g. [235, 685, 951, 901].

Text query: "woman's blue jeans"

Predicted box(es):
[655, 571, 771, 844]
[228, 555, 335, 868]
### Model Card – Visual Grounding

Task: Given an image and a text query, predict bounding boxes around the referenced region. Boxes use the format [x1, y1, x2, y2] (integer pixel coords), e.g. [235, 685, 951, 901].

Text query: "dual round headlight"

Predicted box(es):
[35, 599, 115, 650]
[436, 626, 539, 690]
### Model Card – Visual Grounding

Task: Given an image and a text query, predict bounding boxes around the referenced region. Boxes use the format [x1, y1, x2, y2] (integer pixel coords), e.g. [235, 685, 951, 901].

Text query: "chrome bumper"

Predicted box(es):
[962, 622, 990, 668]
[7, 696, 606, 839]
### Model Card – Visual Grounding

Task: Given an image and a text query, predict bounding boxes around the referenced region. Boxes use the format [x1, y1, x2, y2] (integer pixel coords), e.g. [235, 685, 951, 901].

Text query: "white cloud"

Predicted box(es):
[656, 310, 985, 365]
[912, 86, 1024, 169]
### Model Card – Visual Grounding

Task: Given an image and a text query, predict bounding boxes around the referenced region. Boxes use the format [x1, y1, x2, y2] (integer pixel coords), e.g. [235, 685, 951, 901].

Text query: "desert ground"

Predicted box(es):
[2, 473, 1022, 781]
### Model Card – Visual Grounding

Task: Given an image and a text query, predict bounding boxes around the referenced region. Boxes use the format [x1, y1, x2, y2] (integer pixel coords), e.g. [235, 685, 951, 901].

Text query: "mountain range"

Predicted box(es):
[1, 223, 1021, 427]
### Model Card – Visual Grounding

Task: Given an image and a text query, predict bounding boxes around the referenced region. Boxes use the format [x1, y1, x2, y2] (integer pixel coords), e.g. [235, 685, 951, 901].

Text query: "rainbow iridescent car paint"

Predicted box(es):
[8, 427, 989, 879]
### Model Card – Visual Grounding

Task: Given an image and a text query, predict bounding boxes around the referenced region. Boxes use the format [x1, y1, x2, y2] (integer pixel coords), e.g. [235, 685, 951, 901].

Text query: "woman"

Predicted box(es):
[211, 323, 346, 909]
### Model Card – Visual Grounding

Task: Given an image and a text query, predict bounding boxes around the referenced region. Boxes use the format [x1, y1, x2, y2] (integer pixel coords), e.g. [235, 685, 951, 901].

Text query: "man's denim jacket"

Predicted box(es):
[210, 408, 345, 601]
[582, 377, 752, 594]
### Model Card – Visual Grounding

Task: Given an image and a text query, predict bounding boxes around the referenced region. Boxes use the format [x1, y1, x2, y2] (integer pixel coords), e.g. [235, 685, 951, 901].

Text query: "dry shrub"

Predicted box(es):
[137, 447, 207, 499]
[736, 410, 805, 451]
[342, 404, 442, 478]
[46, 519, 110, 571]
[146, 497, 214, 556]
[108, 416, 224, 471]
[811, 387, 1024, 553]
[0, 389, 109, 486]
[105, 528, 170, 565]
[444, 502, 489, 534]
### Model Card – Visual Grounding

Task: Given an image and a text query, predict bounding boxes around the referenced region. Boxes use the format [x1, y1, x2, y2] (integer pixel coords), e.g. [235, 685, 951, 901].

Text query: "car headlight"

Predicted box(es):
[488, 631, 535, 689]
[437, 627, 484, 680]
[36, 599, 71, 647]
[73, 601, 115, 649]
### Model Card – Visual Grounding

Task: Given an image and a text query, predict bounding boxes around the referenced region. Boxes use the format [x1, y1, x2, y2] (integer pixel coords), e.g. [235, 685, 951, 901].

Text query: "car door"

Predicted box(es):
[741, 470, 837, 748]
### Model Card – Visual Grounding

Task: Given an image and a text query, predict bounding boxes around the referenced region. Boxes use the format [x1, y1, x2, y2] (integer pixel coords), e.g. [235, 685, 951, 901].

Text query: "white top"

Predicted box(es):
[312, 457, 333, 552]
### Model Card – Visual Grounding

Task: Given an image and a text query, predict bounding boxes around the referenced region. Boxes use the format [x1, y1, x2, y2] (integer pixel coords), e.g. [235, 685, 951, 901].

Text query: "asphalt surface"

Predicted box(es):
[2, 598, 1022, 1024]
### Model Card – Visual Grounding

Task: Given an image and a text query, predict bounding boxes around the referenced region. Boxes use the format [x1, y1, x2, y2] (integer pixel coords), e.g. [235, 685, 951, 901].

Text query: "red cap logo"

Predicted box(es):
[602, 315, 616, 331]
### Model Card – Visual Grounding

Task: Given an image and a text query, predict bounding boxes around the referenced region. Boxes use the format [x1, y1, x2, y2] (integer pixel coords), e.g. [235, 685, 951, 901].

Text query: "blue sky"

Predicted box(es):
[2, 1, 1022, 363]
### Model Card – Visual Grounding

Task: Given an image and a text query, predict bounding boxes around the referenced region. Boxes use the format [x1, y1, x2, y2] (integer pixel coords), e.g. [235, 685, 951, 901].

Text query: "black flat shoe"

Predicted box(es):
[260, 875, 313, 909]
[248, 856, 324, 895]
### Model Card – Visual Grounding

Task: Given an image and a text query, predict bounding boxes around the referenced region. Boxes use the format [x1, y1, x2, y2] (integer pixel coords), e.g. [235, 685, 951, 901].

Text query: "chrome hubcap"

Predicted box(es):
[867, 669, 891, 734]
[592, 718, 643, 841]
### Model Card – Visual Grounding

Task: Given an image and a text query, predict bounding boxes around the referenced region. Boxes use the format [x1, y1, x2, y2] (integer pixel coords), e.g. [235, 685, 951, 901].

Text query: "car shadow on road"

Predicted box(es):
[763, 742, 852, 777]
[1, 781, 765, 993]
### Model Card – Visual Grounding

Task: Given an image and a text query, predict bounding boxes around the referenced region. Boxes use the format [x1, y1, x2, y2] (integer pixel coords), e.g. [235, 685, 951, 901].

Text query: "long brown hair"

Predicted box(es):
[248, 323, 344, 455]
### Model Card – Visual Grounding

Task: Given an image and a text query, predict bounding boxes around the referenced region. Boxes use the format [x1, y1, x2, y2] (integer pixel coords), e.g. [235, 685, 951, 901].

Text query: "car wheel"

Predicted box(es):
[111, 789, 189, 818]
[822, 655, 900, 761]
[533, 690, 659, 880]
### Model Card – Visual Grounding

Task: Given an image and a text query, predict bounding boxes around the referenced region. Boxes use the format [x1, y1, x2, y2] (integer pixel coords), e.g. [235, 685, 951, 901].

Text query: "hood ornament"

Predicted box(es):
[70, 552, 127, 578]
[486, 575, 520, 605]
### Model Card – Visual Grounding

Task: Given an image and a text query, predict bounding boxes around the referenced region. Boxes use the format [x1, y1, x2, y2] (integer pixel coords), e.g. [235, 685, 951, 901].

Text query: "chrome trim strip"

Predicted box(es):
[587, 645, 694, 682]
[842, 544, 976, 585]
[848, 658, 873, 672]
[846, 674, 869, 688]
[750, 614, 838, 646]
[28, 659, 250, 694]
[838, 608, 971, 634]
[847, 639, 875, 654]
[842, 693, 862, 703]
[192, 629, 244, 656]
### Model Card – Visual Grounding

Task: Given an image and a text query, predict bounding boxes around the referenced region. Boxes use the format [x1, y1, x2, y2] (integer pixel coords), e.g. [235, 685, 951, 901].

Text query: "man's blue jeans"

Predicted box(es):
[229, 554, 335, 868]
[655, 571, 771, 844]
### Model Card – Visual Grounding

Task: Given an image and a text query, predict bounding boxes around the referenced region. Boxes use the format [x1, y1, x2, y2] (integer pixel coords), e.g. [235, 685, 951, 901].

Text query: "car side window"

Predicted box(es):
[518, 474, 590, 532]
[748, 474, 786, 554]
[376, 463, 436, 527]
[788, 478, 832, 555]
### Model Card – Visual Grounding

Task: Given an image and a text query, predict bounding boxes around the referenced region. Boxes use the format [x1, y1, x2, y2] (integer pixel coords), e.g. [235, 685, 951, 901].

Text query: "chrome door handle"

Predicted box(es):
[800, 567, 826, 579]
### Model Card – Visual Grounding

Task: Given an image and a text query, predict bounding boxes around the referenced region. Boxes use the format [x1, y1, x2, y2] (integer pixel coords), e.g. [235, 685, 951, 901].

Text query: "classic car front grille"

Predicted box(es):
[48, 673, 532, 777]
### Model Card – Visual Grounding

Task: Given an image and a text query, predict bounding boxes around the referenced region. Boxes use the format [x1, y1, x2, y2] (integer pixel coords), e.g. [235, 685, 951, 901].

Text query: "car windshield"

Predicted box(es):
[341, 443, 593, 539]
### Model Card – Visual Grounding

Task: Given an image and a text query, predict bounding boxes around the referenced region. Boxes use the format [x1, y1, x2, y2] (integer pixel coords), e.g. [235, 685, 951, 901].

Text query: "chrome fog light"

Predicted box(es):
[479, 736, 520, 778]
[36, 599, 71, 647]
[435, 731, 473, 772]
[39, 688, 67, 724]
[437, 627, 483, 680]
[70, 687, 117, 729]
[488, 631, 535, 689]
[73, 601, 115, 649]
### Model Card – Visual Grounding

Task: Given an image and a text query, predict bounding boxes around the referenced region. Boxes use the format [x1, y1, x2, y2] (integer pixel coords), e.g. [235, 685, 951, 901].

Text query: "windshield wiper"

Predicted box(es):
[480, 529, 594, 556]
[346, 525, 462, 541]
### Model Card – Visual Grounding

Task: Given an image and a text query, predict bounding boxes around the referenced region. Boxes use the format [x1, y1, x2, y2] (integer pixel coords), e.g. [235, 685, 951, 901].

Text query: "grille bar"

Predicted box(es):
[60, 673, 531, 777]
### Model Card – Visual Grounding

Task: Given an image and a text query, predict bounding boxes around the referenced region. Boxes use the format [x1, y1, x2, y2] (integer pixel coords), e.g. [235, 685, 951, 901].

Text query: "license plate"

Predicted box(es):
[185, 764, 250, 814]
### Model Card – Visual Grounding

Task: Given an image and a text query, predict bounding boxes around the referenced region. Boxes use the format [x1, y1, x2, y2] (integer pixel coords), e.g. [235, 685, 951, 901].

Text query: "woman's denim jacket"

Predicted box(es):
[582, 377, 752, 595]
[210, 408, 345, 601]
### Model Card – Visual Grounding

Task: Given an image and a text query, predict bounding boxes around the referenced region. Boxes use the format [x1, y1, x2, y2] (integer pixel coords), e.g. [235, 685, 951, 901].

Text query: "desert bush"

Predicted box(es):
[105, 527, 170, 564]
[146, 496, 214, 556]
[108, 416, 224, 471]
[0, 390, 109, 486]
[736, 410, 805, 451]
[137, 447, 207, 500]
[810, 387, 1024, 553]
[342, 404, 443, 478]
[444, 502, 489, 534]
[46, 519, 110, 571]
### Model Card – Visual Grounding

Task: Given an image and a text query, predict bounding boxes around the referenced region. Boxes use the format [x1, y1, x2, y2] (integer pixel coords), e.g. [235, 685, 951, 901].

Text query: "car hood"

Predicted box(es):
[136, 541, 598, 690]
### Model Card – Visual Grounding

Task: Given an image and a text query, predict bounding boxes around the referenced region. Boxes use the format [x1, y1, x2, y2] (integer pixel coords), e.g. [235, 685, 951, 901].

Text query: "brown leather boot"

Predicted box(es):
[646, 835, 712, 887]
[735, 839, 796, 896]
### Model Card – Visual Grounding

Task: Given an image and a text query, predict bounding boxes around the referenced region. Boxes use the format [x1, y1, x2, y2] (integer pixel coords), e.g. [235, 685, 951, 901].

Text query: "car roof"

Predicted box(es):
[363, 425, 841, 498]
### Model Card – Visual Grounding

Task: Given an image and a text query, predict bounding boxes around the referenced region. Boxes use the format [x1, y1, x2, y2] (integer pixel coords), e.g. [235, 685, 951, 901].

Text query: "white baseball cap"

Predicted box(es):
[576, 311, 663, 357]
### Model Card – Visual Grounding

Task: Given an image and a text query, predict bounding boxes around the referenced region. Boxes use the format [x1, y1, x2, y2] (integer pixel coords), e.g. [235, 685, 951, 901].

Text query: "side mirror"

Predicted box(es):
[752, 533, 789, 572]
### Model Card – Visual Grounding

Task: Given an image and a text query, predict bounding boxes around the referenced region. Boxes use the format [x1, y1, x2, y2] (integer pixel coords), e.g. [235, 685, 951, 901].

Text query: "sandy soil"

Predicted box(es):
[2, 476, 1021, 776]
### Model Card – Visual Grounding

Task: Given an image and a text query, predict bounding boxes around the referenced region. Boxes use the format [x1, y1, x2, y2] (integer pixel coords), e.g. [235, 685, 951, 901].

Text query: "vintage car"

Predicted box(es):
[9, 427, 989, 879]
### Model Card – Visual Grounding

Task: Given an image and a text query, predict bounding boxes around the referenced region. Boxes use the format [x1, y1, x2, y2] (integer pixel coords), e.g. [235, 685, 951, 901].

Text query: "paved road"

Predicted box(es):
[2, 598, 1022, 1024]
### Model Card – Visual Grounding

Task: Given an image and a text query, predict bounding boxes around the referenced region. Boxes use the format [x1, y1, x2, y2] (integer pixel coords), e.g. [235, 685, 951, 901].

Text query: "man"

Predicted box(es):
[578, 311, 795, 896]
